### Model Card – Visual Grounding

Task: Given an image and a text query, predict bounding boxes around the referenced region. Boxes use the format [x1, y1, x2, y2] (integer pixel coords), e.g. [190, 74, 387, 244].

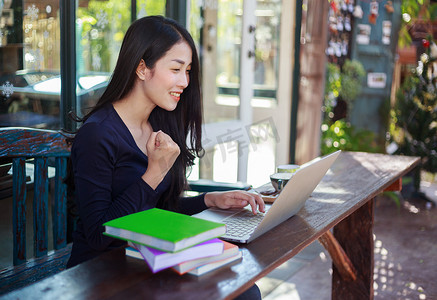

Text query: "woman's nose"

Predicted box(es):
[177, 73, 189, 88]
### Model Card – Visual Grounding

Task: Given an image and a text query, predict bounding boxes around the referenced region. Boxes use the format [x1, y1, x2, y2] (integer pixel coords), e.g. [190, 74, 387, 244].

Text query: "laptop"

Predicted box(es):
[192, 150, 341, 243]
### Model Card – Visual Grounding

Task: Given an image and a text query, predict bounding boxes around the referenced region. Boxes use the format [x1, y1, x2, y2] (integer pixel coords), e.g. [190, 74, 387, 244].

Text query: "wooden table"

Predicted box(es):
[2, 152, 419, 300]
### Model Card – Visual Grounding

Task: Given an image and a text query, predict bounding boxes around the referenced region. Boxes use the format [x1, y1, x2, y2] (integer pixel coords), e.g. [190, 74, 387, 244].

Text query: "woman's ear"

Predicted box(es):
[136, 59, 148, 80]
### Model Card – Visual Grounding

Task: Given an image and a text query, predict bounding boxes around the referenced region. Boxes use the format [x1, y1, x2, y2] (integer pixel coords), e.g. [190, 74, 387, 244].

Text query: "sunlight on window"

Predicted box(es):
[247, 141, 275, 187]
[213, 142, 238, 183]
[78, 75, 109, 89]
[187, 157, 199, 181]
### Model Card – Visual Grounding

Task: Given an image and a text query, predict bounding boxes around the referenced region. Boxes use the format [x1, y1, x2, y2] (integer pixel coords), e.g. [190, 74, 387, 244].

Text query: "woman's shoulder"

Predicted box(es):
[85, 103, 116, 125]
[74, 105, 119, 148]
[80, 104, 121, 132]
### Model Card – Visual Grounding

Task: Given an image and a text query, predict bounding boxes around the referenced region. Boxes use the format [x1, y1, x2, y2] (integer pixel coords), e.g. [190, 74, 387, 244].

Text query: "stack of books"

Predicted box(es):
[103, 208, 242, 276]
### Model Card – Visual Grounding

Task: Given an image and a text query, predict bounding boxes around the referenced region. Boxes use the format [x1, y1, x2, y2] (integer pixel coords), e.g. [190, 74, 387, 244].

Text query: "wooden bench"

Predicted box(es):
[0, 127, 71, 295]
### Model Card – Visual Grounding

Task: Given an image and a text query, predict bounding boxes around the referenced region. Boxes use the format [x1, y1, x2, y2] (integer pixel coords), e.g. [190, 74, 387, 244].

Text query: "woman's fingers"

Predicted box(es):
[204, 191, 265, 215]
[146, 131, 159, 151]
[228, 191, 265, 214]
[146, 131, 180, 174]
[155, 131, 180, 154]
[243, 191, 265, 214]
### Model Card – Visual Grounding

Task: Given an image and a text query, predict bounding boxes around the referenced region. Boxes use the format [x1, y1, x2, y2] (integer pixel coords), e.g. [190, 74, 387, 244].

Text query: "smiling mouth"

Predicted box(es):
[170, 92, 181, 99]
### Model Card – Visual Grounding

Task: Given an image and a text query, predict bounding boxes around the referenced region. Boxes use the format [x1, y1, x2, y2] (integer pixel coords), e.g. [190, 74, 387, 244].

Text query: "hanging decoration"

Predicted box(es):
[385, 0, 394, 13]
[326, 0, 355, 65]
[1, 81, 14, 98]
[96, 10, 108, 29]
[382, 21, 392, 44]
[26, 4, 39, 21]
[348, 0, 355, 13]
[353, 5, 364, 19]
[368, 1, 379, 24]
[330, 0, 338, 14]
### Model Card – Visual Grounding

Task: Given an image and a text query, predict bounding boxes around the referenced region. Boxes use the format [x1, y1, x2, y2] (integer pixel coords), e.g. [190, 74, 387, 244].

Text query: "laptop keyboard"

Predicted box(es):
[222, 210, 265, 237]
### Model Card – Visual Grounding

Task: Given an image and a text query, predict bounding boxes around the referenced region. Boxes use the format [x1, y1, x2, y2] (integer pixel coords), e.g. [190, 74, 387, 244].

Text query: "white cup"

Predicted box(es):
[277, 164, 299, 173]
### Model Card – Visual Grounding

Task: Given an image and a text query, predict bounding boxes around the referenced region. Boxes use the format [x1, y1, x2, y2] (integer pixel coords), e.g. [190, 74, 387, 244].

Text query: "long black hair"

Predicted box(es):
[67, 16, 203, 210]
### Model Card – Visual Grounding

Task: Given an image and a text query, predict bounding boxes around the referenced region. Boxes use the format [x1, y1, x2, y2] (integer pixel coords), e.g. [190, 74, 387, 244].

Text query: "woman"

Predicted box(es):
[66, 16, 264, 297]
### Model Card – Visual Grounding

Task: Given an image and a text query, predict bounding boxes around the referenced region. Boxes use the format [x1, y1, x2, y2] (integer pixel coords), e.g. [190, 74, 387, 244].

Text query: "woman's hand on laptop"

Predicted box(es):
[204, 191, 265, 215]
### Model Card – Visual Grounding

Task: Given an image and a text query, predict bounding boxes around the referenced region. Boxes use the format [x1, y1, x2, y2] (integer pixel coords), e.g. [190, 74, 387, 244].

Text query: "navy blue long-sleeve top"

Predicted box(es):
[66, 104, 207, 268]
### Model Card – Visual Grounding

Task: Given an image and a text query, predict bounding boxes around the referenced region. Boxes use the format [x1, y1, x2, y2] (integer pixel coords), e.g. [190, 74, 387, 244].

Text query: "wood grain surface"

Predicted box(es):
[2, 152, 420, 300]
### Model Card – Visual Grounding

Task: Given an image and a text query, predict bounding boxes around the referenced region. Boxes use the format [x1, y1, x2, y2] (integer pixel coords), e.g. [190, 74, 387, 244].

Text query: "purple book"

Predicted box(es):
[126, 238, 224, 273]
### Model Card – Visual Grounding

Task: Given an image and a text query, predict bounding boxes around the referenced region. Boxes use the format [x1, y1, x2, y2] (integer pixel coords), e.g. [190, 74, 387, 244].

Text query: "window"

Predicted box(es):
[0, 1, 61, 129]
[0, 0, 167, 129]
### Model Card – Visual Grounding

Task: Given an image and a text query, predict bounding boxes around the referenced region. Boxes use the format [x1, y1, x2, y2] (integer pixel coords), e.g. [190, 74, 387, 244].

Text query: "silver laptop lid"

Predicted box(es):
[248, 150, 341, 242]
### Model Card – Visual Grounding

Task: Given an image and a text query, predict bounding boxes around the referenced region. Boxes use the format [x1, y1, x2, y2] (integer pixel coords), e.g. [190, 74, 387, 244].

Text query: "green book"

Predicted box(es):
[103, 208, 226, 252]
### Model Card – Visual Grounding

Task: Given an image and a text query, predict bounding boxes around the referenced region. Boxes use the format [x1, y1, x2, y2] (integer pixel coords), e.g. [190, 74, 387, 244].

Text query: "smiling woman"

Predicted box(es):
[65, 15, 204, 268]
[64, 19, 264, 300]
[65, 17, 264, 280]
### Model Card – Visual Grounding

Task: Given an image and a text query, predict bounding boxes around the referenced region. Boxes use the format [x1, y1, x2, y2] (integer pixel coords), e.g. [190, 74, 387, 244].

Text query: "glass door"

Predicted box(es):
[188, 0, 256, 184]
[188, 0, 282, 186]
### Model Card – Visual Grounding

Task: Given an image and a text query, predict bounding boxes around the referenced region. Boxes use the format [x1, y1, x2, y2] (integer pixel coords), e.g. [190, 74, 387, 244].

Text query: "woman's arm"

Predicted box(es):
[73, 123, 164, 251]
[177, 193, 208, 215]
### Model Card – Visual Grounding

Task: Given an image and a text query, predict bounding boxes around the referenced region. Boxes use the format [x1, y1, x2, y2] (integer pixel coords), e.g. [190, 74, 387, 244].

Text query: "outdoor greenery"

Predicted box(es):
[338, 59, 366, 106]
[321, 120, 380, 155]
[390, 38, 437, 191]
[77, 1, 165, 73]
[398, 0, 437, 47]
[323, 62, 341, 123]
[387, 0, 437, 197]
[321, 60, 380, 155]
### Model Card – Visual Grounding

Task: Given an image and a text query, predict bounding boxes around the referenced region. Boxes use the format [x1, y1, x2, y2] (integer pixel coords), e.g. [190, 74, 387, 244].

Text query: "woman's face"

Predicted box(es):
[141, 41, 192, 111]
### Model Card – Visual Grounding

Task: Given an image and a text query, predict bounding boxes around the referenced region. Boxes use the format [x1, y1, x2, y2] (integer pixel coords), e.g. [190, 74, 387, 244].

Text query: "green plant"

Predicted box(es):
[399, 0, 437, 47]
[321, 60, 378, 155]
[339, 59, 366, 105]
[321, 120, 382, 155]
[322, 60, 366, 125]
[323, 63, 341, 123]
[390, 37, 437, 192]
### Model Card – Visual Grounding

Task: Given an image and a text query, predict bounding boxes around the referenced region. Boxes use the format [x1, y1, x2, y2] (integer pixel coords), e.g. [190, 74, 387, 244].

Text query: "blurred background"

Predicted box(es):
[0, 0, 435, 191]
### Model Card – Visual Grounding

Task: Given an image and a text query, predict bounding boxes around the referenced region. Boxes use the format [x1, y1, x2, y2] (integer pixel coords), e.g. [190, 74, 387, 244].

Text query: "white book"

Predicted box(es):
[172, 240, 239, 274]
[187, 251, 242, 276]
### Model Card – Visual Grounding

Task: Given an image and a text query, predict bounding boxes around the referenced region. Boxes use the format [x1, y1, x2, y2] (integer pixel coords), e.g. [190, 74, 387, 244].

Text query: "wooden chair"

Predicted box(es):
[0, 127, 71, 294]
